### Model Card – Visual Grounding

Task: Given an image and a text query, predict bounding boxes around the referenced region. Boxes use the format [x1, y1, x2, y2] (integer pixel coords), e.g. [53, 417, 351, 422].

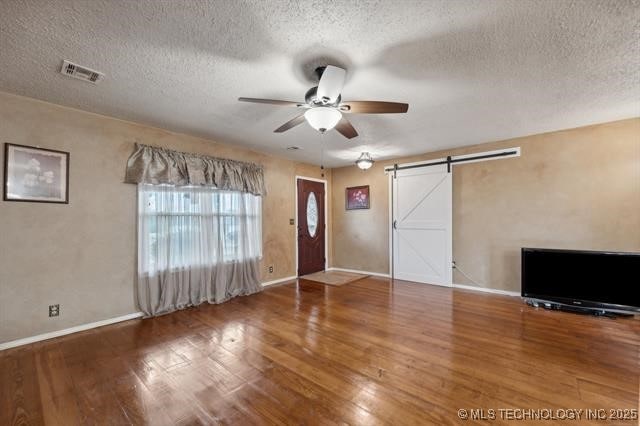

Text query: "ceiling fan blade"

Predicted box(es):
[274, 114, 306, 133]
[339, 101, 409, 114]
[334, 117, 358, 139]
[316, 65, 346, 104]
[238, 97, 305, 107]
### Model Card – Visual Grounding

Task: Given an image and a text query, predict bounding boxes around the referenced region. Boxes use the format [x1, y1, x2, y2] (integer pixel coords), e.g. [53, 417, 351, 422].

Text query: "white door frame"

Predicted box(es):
[388, 173, 394, 279]
[295, 176, 328, 276]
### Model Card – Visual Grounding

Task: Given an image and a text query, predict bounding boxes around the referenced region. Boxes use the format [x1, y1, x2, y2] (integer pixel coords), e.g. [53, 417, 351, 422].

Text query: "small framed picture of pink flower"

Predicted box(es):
[345, 185, 370, 210]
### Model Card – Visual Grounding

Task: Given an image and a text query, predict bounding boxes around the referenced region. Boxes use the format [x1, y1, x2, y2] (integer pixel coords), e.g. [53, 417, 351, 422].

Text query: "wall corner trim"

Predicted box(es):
[262, 275, 298, 287]
[453, 283, 520, 297]
[327, 267, 391, 278]
[0, 311, 145, 351]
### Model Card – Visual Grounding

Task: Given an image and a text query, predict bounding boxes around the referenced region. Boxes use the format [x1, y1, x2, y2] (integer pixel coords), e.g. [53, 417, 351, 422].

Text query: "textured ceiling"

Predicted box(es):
[1, 0, 639, 167]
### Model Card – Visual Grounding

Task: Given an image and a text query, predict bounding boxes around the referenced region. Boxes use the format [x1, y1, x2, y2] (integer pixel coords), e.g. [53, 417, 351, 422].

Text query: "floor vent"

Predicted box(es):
[60, 60, 104, 84]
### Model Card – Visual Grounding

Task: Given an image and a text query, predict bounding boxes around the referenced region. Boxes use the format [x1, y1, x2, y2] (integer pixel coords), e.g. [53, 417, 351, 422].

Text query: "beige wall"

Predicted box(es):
[0, 91, 331, 343]
[1, 90, 638, 344]
[332, 118, 640, 291]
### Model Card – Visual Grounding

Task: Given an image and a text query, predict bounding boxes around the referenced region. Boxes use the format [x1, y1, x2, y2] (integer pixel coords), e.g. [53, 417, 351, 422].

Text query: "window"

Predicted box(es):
[138, 184, 262, 274]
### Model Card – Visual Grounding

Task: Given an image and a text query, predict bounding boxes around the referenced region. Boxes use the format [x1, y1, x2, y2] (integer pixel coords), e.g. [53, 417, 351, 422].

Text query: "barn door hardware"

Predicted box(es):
[384, 148, 520, 173]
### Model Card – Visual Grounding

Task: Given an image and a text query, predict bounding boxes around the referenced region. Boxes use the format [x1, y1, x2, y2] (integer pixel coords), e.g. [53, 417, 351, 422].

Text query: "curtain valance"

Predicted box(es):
[125, 143, 266, 196]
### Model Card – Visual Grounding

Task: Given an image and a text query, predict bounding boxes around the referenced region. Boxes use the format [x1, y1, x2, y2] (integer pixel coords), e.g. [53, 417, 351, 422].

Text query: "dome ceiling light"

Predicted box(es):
[356, 152, 374, 170]
[304, 107, 342, 133]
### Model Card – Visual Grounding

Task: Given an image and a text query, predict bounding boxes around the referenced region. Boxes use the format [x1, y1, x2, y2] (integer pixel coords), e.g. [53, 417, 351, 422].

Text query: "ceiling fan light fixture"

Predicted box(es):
[239, 64, 408, 139]
[356, 152, 374, 170]
[304, 107, 342, 133]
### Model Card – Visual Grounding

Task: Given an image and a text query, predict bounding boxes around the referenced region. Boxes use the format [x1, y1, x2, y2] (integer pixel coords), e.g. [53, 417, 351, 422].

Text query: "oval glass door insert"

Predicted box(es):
[307, 192, 318, 237]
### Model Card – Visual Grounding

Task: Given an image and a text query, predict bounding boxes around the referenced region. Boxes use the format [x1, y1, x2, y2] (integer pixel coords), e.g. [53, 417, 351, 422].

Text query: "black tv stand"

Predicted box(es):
[526, 300, 634, 318]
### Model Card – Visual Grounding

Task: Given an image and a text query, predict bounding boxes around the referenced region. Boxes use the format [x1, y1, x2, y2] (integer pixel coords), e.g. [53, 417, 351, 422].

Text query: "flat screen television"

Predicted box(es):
[521, 248, 640, 315]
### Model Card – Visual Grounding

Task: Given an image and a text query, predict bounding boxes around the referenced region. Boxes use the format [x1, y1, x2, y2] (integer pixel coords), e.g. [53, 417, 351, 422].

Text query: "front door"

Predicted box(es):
[297, 179, 325, 276]
[392, 164, 452, 286]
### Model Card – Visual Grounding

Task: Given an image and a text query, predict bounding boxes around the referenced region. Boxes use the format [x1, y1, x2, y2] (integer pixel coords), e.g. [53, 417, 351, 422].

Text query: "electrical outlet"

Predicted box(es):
[268, 265, 274, 273]
[49, 304, 60, 317]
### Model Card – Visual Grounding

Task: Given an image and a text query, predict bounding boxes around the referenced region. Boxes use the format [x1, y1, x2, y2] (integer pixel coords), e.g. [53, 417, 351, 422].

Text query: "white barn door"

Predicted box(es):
[392, 164, 452, 286]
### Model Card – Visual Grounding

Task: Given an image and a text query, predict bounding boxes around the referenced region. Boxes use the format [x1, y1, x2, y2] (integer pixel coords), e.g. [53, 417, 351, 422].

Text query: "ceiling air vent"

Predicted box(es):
[60, 60, 104, 84]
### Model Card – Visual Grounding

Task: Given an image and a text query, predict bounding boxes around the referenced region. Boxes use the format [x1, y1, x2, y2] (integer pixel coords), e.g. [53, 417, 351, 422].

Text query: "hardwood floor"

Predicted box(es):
[1, 277, 639, 425]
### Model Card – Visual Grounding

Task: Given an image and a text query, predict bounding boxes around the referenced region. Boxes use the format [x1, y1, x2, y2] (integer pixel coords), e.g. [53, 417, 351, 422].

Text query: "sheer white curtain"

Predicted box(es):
[137, 184, 262, 316]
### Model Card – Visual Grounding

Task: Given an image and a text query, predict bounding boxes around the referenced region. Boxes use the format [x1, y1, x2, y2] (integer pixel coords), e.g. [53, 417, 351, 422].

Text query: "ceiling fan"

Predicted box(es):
[238, 65, 409, 139]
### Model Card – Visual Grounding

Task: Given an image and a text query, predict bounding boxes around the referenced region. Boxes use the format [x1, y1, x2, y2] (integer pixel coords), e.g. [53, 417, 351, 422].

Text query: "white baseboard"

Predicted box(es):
[327, 267, 390, 278]
[0, 281, 518, 351]
[453, 283, 520, 297]
[0, 312, 145, 351]
[261, 275, 297, 287]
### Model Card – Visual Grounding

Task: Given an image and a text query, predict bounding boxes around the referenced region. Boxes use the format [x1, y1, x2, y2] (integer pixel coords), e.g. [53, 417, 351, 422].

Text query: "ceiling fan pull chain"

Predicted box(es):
[320, 134, 325, 177]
